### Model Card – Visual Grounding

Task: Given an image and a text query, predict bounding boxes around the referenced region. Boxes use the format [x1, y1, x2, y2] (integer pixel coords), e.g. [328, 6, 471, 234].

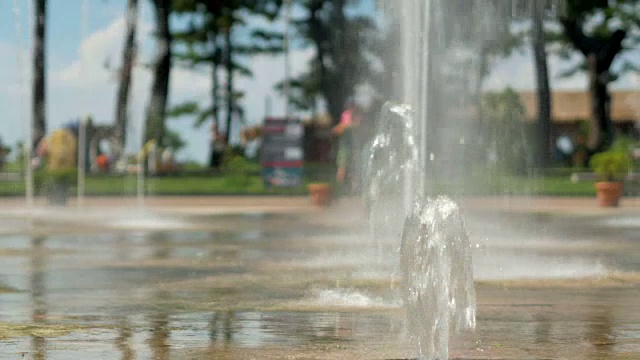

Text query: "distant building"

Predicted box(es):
[518, 90, 640, 137]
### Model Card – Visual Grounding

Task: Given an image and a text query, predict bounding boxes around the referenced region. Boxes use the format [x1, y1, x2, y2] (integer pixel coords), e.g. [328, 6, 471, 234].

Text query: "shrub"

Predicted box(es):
[35, 168, 78, 193]
[223, 155, 251, 187]
[589, 150, 631, 182]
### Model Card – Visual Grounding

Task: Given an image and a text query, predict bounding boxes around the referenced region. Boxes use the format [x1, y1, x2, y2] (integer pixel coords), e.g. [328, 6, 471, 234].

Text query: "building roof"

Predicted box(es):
[519, 90, 640, 123]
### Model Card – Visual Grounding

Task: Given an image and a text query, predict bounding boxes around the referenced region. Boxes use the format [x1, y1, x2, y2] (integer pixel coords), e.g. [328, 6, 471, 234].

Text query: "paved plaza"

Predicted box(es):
[0, 195, 637, 359]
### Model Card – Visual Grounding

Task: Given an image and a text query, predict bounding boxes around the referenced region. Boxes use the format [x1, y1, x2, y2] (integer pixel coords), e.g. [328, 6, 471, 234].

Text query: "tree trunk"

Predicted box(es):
[32, 0, 47, 149]
[307, 0, 347, 126]
[224, 27, 233, 144]
[532, 0, 552, 168]
[329, 0, 348, 126]
[560, 20, 625, 153]
[211, 31, 220, 128]
[326, 95, 343, 127]
[587, 55, 613, 152]
[145, 0, 172, 146]
[114, 0, 138, 158]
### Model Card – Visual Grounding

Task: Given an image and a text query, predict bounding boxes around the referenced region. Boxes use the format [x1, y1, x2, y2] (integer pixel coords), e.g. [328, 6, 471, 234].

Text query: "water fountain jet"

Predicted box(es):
[369, 1, 570, 357]
[400, 196, 476, 359]
[382, 1, 575, 356]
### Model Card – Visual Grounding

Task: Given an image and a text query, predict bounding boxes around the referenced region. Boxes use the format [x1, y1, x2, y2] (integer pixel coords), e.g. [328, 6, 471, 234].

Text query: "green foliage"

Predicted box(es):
[167, 102, 200, 118]
[182, 161, 207, 171]
[481, 88, 532, 175]
[0, 170, 611, 197]
[163, 130, 186, 151]
[222, 154, 252, 187]
[172, 0, 284, 128]
[285, 0, 377, 122]
[589, 150, 632, 181]
[0, 144, 10, 156]
[552, 0, 640, 80]
[34, 168, 78, 196]
[610, 136, 640, 153]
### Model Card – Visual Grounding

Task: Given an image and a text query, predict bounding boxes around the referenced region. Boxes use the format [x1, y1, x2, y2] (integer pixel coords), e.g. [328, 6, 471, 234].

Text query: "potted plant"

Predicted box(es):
[307, 182, 332, 207]
[589, 150, 632, 207]
[305, 164, 335, 207]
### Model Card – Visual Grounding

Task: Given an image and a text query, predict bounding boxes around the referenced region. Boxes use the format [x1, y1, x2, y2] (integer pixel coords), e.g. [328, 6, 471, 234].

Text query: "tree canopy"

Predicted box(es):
[552, 0, 640, 152]
[283, 0, 377, 125]
[171, 0, 284, 137]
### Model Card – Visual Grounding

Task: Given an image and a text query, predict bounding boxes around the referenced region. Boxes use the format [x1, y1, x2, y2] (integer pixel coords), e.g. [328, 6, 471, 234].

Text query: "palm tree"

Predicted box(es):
[531, 0, 551, 168]
[32, 0, 47, 148]
[171, 0, 282, 144]
[145, 0, 173, 146]
[290, 0, 375, 125]
[113, 0, 139, 159]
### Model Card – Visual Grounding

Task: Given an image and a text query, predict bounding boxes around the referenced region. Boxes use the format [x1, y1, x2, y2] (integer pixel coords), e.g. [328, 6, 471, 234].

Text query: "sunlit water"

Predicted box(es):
[372, 1, 571, 357]
[5, 0, 640, 358]
[400, 197, 476, 359]
[0, 209, 638, 359]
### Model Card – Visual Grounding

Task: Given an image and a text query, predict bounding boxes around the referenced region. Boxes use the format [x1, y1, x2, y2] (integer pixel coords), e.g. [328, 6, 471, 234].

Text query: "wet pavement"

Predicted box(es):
[0, 196, 638, 359]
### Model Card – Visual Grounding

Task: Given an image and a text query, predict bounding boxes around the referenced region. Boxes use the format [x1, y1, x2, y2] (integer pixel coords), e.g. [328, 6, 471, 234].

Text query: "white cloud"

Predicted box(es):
[44, 12, 216, 159]
[52, 14, 209, 93]
[54, 16, 127, 87]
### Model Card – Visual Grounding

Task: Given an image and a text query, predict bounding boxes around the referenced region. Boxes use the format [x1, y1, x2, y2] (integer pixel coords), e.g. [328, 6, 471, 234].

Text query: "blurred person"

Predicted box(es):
[573, 134, 589, 168]
[209, 122, 226, 170]
[35, 123, 79, 205]
[96, 153, 110, 172]
[37, 124, 78, 171]
[555, 135, 574, 167]
[0, 136, 9, 170]
[160, 146, 175, 174]
[333, 100, 365, 195]
[161, 146, 174, 165]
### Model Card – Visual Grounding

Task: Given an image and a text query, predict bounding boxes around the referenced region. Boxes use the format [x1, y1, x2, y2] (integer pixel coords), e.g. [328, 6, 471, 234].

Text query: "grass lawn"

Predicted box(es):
[0, 172, 600, 197]
[0, 174, 308, 197]
[476, 174, 597, 196]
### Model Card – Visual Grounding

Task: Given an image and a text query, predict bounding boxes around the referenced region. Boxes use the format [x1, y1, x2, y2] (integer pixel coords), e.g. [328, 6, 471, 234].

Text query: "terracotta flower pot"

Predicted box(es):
[307, 183, 332, 207]
[594, 181, 624, 207]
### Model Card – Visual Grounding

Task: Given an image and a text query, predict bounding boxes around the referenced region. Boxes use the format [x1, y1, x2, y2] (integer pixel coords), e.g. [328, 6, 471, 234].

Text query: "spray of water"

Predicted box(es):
[12, 0, 34, 208]
[364, 103, 476, 358]
[366, 1, 570, 357]
[400, 196, 476, 359]
[363, 102, 419, 247]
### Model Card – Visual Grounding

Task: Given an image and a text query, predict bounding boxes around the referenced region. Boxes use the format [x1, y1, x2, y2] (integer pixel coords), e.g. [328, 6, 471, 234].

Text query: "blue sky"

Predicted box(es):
[0, 1, 638, 164]
[0, 0, 311, 163]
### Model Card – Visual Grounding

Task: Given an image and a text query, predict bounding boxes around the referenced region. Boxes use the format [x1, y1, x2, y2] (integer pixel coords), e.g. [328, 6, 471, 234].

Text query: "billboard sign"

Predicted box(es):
[261, 118, 304, 188]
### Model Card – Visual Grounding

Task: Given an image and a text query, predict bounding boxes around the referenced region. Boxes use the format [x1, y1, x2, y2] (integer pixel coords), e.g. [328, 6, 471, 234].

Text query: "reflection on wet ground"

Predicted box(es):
[0, 207, 638, 359]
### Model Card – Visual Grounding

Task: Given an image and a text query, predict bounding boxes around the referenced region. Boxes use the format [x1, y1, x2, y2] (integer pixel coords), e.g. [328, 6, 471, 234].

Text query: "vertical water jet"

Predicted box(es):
[400, 197, 476, 359]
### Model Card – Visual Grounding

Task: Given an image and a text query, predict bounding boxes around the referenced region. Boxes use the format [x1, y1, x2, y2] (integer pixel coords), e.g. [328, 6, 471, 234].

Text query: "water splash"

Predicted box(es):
[400, 196, 476, 359]
[375, 4, 569, 355]
[363, 102, 476, 358]
[363, 102, 420, 246]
